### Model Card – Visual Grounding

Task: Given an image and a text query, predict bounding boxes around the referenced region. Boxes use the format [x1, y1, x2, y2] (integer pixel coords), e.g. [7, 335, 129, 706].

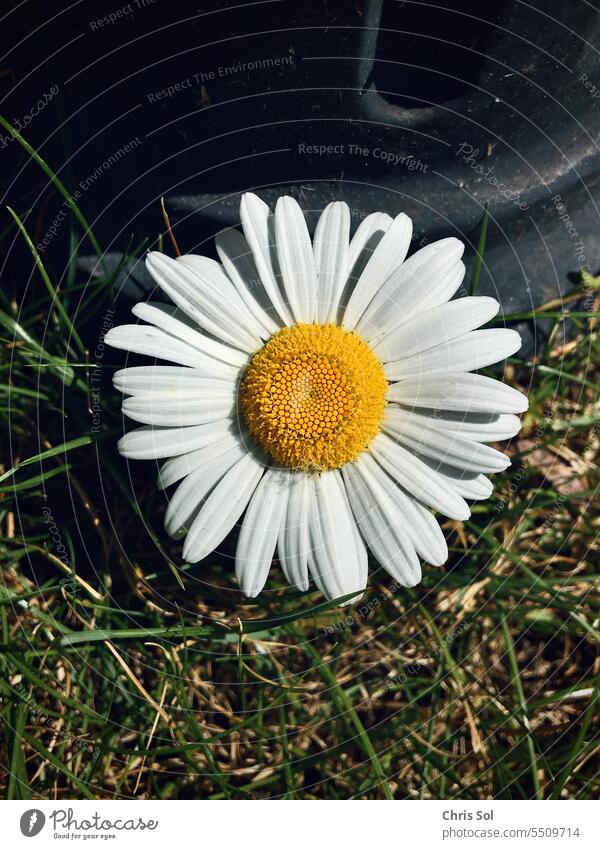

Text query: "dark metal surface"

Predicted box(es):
[4, 1, 600, 349]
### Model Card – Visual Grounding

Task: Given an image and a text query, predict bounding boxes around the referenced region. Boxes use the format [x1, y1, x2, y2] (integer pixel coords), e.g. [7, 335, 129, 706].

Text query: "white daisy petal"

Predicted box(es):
[342, 212, 413, 330]
[113, 365, 238, 395]
[182, 453, 266, 562]
[417, 260, 466, 312]
[105, 324, 242, 375]
[178, 254, 266, 343]
[308, 471, 368, 604]
[335, 213, 393, 324]
[177, 254, 246, 306]
[350, 508, 369, 589]
[177, 254, 270, 342]
[236, 467, 290, 597]
[122, 390, 236, 427]
[131, 302, 248, 368]
[356, 454, 447, 565]
[451, 473, 493, 500]
[146, 251, 261, 353]
[277, 471, 312, 592]
[382, 408, 510, 473]
[240, 192, 294, 326]
[371, 433, 471, 521]
[117, 422, 232, 460]
[391, 409, 522, 443]
[415, 455, 495, 501]
[384, 328, 522, 380]
[373, 296, 500, 361]
[364, 261, 466, 340]
[275, 196, 317, 323]
[345, 212, 392, 281]
[313, 201, 350, 323]
[158, 433, 245, 490]
[215, 227, 281, 338]
[342, 461, 421, 586]
[356, 238, 464, 339]
[387, 372, 529, 414]
[164, 445, 247, 538]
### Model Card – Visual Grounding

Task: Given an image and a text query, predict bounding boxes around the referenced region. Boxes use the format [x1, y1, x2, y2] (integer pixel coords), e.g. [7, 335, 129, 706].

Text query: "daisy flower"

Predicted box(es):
[105, 194, 527, 604]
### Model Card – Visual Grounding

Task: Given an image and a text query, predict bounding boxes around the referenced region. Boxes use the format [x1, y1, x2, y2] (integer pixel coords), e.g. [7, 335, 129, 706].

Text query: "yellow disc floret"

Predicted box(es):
[241, 323, 388, 470]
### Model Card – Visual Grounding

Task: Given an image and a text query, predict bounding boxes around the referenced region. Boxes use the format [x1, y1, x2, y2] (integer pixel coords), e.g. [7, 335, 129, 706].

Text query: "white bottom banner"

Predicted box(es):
[0, 799, 597, 847]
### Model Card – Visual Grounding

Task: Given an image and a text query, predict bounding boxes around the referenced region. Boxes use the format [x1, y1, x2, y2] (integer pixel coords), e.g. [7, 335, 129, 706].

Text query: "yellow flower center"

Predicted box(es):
[241, 323, 388, 471]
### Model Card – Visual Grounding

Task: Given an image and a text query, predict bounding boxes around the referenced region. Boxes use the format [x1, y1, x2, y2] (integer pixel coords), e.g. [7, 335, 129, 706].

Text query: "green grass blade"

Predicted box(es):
[0, 435, 92, 483]
[500, 615, 542, 799]
[469, 203, 489, 295]
[0, 116, 107, 271]
[304, 642, 394, 799]
[6, 206, 85, 355]
[6, 702, 32, 800]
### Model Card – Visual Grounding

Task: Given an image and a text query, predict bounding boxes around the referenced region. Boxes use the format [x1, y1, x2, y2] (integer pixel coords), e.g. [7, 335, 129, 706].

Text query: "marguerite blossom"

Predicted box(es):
[105, 194, 527, 604]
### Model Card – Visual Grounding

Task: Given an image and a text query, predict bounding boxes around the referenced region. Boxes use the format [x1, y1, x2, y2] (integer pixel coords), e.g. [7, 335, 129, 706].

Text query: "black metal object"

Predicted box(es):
[4, 0, 600, 348]
[165, 0, 600, 349]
